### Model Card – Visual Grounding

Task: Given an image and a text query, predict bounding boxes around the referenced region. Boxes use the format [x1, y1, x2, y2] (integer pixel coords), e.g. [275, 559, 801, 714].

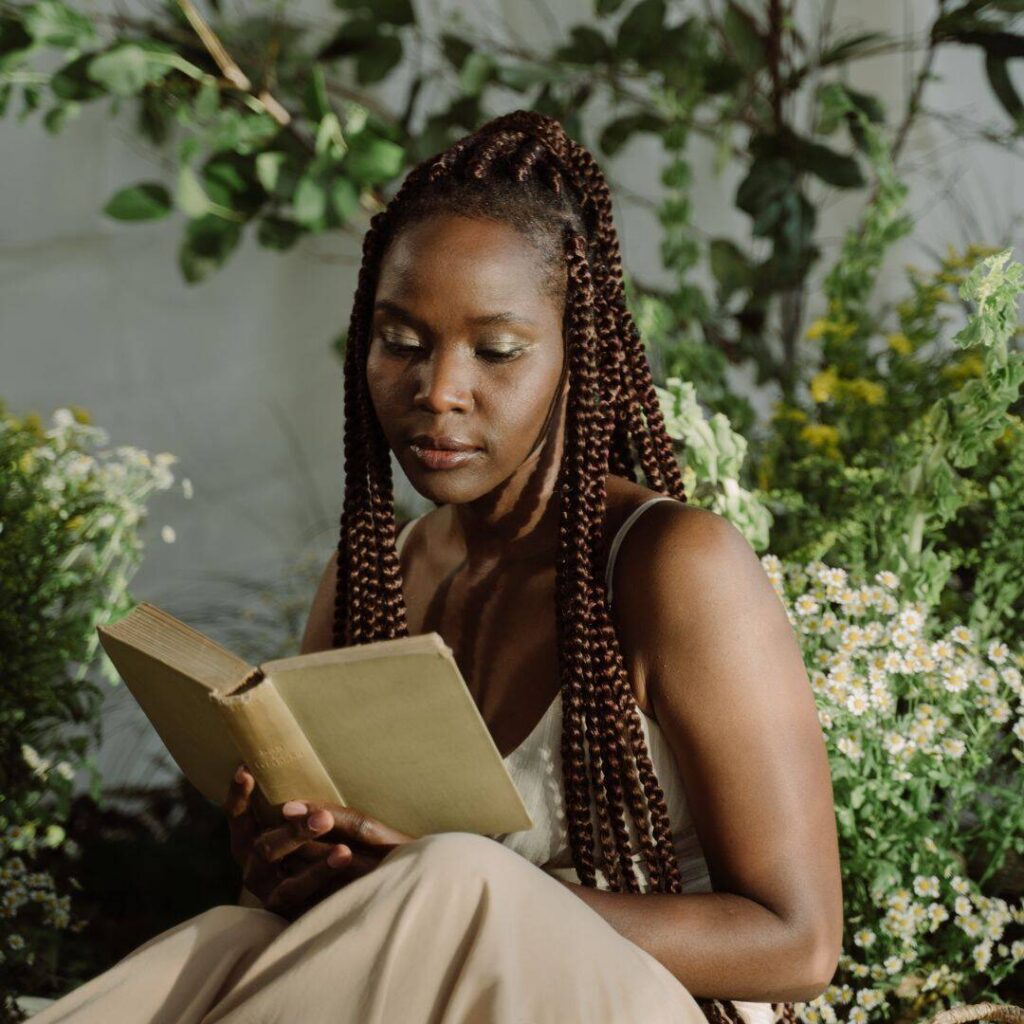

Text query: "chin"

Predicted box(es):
[401, 461, 490, 507]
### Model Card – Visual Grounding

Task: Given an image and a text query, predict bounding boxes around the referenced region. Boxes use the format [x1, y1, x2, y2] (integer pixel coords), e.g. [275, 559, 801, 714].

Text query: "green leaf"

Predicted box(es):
[88, 42, 176, 98]
[356, 33, 402, 85]
[257, 215, 302, 251]
[137, 87, 174, 145]
[23, 0, 96, 49]
[304, 63, 331, 122]
[176, 164, 212, 218]
[709, 238, 754, 301]
[344, 133, 405, 184]
[596, 0, 626, 12]
[256, 151, 286, 195]
[598, 111, 667, 156]
[555, 26, 612, 64]
[441, 32, 473, 70]
[334, 0, 414, 25]
[202, 154, 263, 215]
[194, 78, 220, 121]
[51, 53, 107, 102]
[458, 52, 495, 96]
[959, 29, 1024, 59]
[818, 30, 888, 67]
[42, 103, 76, 133]
[796, 138, 865, 189]
[985, 53, 1024, 132]
[103, 183, 172, 222]
[616, 0, 666, 61]
[178, 214, 242, 284]
[330, 176, 360, 222]
[293, 171, 328, 230]
[722, 1, 766, 69]
[0, 17, 32, 59]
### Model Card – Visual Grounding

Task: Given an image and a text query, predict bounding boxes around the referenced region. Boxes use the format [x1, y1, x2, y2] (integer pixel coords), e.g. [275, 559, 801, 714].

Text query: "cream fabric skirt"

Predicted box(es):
[31, 832, 710, 1024]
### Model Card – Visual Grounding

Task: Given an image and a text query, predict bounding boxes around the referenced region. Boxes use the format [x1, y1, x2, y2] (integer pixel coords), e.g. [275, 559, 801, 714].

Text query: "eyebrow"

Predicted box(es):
[374, 300, 536, 332]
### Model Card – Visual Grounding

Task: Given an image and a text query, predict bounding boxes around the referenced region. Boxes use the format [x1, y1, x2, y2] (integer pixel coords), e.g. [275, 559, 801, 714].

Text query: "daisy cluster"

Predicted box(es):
[0, 821, 87, 970]
[2, 406, 183, 991]
[759, 556, 1024, 1022]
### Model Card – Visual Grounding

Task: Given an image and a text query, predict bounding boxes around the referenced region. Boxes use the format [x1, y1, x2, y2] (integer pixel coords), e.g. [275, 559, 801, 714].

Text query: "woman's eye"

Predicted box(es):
[477, 348, 522, 363]
[380, 334, 423, 355]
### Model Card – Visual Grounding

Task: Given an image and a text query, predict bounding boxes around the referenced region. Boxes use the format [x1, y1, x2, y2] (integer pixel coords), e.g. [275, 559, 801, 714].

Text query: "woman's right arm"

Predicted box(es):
[235, 529, 408, 907]
[236, 548, 337, 907]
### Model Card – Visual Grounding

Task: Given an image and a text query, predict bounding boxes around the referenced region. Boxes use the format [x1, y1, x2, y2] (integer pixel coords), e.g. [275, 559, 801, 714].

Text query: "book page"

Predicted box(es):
[265, 636, 533, 838]
[97, 603, 254, 806]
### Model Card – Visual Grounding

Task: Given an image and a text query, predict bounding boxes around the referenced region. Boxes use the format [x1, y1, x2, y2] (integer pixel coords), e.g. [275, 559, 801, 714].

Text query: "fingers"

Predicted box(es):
[225, 764, 257, 868]
[252, 812, 337, 865]
[262, 843, 379, 919]
[280, 801, 415, 848]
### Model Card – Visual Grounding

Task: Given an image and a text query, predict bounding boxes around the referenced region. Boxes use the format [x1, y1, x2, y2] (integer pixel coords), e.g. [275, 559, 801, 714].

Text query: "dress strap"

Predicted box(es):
[395, 513, 428, 555]
[605, 497, 679, 606]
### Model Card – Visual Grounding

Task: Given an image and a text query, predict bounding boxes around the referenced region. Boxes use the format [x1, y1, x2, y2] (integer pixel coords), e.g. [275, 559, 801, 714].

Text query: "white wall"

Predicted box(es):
[2, 0, 1020, 793]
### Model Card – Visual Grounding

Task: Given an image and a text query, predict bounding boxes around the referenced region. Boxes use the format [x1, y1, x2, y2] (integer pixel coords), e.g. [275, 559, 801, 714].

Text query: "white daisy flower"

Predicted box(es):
[837, 736, 863, 761]
[943, 667, 969, 693]
[941, 737, 966, 759]
[987, 641, 1009, 665]
[845, 688, 870, 716]
[949, 625, 974, 646]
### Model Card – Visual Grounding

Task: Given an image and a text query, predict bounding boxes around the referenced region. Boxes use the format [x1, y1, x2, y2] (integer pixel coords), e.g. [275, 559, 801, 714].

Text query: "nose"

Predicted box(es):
[412, 348, 473, 415]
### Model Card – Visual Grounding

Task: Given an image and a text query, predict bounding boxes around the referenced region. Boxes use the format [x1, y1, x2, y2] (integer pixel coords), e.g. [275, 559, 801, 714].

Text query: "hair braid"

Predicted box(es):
[332, 109, 781, 1024]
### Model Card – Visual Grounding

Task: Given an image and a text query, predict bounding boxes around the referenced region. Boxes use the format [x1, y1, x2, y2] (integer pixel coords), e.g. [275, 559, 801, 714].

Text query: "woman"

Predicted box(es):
[32, 110, 842, 1024]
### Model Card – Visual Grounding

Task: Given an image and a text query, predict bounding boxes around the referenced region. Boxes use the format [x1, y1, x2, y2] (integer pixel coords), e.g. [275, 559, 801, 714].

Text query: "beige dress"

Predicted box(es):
[28, 498, 766, 1024]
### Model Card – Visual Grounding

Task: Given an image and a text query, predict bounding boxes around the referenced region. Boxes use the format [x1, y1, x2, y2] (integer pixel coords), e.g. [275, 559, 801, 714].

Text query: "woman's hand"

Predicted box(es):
[224, 763, 415, 921]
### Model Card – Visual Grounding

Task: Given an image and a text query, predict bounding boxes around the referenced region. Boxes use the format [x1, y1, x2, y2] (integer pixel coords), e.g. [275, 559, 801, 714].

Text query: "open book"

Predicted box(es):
[97, 603, 534, 838]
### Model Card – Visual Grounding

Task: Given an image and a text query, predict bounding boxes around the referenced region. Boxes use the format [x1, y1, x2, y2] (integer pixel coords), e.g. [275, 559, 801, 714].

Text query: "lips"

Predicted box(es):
[408, 434, 482, 471]
[409, 434, 479, 451]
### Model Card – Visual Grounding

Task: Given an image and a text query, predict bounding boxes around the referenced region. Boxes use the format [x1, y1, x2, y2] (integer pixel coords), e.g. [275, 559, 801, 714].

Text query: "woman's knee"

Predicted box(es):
[391, 831, 527, 885]
[194, 904, 287, 945]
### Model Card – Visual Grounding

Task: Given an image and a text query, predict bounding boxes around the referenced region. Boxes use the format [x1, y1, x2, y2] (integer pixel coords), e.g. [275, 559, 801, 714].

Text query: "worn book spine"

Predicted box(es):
[209, 669, 345, 819]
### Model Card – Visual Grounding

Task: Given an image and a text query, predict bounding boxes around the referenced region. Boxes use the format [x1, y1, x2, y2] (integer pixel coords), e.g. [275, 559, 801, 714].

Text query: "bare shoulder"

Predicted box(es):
[300, 548, 340, 654]
[300, 513, 432, 654]
[608, 493, 789, 712]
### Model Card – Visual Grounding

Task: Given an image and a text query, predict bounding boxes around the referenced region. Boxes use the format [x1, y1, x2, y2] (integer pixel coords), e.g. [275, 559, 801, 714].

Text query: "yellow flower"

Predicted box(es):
[23, 412, 45, 437]
[69, 405, 92, 425]
[18, 451, 36, 474]
[800, 423, 840, 450]
[887, 332, 912, 355]
[65, 515, 85, 532]
[941, 354, 984, 383]
[773, 403, 808, 423]
[843, 378, 886, 405]
[806, 318, 829, 340]
[810, 366, 840, 403]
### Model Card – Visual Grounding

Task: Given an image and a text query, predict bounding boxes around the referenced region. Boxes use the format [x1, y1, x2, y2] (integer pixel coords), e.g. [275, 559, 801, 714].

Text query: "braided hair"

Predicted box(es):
[331, 109, 796, 1024]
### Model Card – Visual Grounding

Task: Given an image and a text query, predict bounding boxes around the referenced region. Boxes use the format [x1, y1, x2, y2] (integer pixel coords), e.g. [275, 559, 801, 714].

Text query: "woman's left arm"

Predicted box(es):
[558, 505, 843, 1004]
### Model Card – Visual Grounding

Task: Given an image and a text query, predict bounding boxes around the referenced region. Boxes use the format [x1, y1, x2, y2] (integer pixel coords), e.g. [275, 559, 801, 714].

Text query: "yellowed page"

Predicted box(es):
[263, 635, 534, 838]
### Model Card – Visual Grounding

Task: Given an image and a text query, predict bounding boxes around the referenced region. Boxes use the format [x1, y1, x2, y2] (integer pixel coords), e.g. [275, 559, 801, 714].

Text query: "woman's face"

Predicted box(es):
[366, 213, 568, 507]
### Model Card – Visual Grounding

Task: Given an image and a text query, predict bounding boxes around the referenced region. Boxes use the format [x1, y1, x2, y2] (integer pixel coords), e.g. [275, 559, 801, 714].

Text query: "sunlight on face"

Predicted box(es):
[366, 214, 567, 505]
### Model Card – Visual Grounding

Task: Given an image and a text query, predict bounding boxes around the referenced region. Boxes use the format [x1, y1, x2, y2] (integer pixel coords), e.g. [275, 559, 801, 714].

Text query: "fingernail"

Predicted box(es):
[307, 810, 332, 832]
[282, 801, 307, 817]
[327, 845, 349, 868]
[234, 765, 247, 783]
